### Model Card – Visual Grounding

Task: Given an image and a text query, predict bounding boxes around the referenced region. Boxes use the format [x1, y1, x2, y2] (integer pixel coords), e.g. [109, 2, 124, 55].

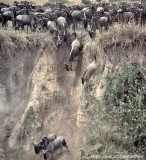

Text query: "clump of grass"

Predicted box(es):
[42, 84, 47, 91]
[0, 28, 55, 55]
[52, 91, 63, 103]
[4, 0, 47, 5]
[104, 63, 146, 153]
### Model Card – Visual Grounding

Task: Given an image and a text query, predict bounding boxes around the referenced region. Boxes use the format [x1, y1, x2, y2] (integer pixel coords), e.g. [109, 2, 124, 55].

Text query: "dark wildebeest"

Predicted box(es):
[0, 14, 4, 26]
[15, 14, 36, 32]
[70, 10, 88, 30]
[43, 136, 68, 160]
[1, 11, 14, 28]
[33, 135, 68, 160]
[97, 16, 111, 31]
[89, 14, 97, 38]
[33, 134, 57, 154]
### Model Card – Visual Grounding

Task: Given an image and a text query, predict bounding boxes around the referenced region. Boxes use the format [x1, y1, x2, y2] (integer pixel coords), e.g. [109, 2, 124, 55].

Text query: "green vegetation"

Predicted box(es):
[52, 91, 63, 103]
[104, 63, 146, 152]
[18, 107, 35, 142]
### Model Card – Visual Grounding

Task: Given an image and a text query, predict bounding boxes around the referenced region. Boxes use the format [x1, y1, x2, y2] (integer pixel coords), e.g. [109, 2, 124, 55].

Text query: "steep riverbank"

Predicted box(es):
[0, 24, 146, 160]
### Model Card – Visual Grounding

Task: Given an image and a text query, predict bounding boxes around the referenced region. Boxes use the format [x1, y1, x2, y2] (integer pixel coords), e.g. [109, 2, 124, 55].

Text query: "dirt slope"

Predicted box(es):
[0, 37, 85, 160]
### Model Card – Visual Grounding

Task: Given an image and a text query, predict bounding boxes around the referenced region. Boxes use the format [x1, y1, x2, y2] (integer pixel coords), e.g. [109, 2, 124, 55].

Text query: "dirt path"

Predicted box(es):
[47, 42, 84, 160]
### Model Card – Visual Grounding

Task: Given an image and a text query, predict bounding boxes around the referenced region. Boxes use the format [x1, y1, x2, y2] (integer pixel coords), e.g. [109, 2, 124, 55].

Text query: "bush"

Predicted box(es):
[104, 63, 146, 151]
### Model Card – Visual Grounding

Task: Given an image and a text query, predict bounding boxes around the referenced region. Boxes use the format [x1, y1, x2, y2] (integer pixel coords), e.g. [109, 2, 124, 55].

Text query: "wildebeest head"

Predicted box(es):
[33, 142, 42, 154]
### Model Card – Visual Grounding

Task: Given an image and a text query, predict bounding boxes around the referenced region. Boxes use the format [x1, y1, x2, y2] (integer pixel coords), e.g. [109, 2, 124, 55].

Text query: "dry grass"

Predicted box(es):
[68, 0, 81, 5]
[78, 23, 146, 159]
[0, 28, 54, 53]
[0, 0, 47, 5]
[84, 23, 146, 53]
[83, 23, 146, 69]
[0, 0, 82, 5]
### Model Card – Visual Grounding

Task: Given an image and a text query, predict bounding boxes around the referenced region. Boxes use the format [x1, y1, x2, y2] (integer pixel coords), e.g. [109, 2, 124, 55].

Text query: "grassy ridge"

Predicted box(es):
[79, 23, 146, 159]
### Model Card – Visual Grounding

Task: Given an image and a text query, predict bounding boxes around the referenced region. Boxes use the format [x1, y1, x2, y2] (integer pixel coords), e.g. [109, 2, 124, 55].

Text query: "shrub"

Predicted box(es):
[104, 63, 146, 151]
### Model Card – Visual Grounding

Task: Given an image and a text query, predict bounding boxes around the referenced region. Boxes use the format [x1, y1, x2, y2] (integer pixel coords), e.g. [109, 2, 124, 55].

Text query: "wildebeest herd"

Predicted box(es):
[1, 1, 146, 38]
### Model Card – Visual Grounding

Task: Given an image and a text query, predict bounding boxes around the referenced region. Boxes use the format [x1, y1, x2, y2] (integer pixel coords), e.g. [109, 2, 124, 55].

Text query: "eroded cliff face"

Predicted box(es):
[8, 43, 84, 158]
[0, 31, 90, 160]
[1, 24, 146, 160]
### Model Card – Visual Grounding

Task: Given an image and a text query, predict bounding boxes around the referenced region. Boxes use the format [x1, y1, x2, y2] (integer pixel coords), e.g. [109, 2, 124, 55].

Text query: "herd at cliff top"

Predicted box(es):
[1, 1, 146, 74]
[1, 1, 146, 36]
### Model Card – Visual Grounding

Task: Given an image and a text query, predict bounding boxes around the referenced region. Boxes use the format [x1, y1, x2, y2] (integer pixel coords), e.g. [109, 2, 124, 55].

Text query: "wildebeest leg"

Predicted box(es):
[43, 153, 48, 160]
[70, 63, 73, 71]
[50, 152, 54, 160]
[2, 19, 7, 29]
[27, 25, 29, 33]
[21, 25, 24, 32]
[83, 20, 88, 31]
[72, 19, 76, 31]
[64, 27, 67, 42]
[98, 25, 102, 33]
[65, 62, 69, 71]
[60, 145, 63, 153]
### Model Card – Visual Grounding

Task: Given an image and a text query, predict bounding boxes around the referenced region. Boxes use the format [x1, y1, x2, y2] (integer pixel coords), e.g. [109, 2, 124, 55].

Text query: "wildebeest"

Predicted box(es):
[65, 32, 83, 71]
[88, 14, 97, 38]
[81, 55, 97, 85]
[97, 7, 104, 14]
[15, 14, 36, 32]
[0, 14, 4, 26]
[43, 136, 68, 160]
[57, 16, 67, 42]
[117, 11, 135, 24]
[33, 134, 57, 155]
[33, 135, 68, 160]
[35, 16, 48, 31]
[97, 16, 111, 31]
[70, 10, 88, 30]
[47, 20, 61, 45]
[1, 11, 14, 27]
